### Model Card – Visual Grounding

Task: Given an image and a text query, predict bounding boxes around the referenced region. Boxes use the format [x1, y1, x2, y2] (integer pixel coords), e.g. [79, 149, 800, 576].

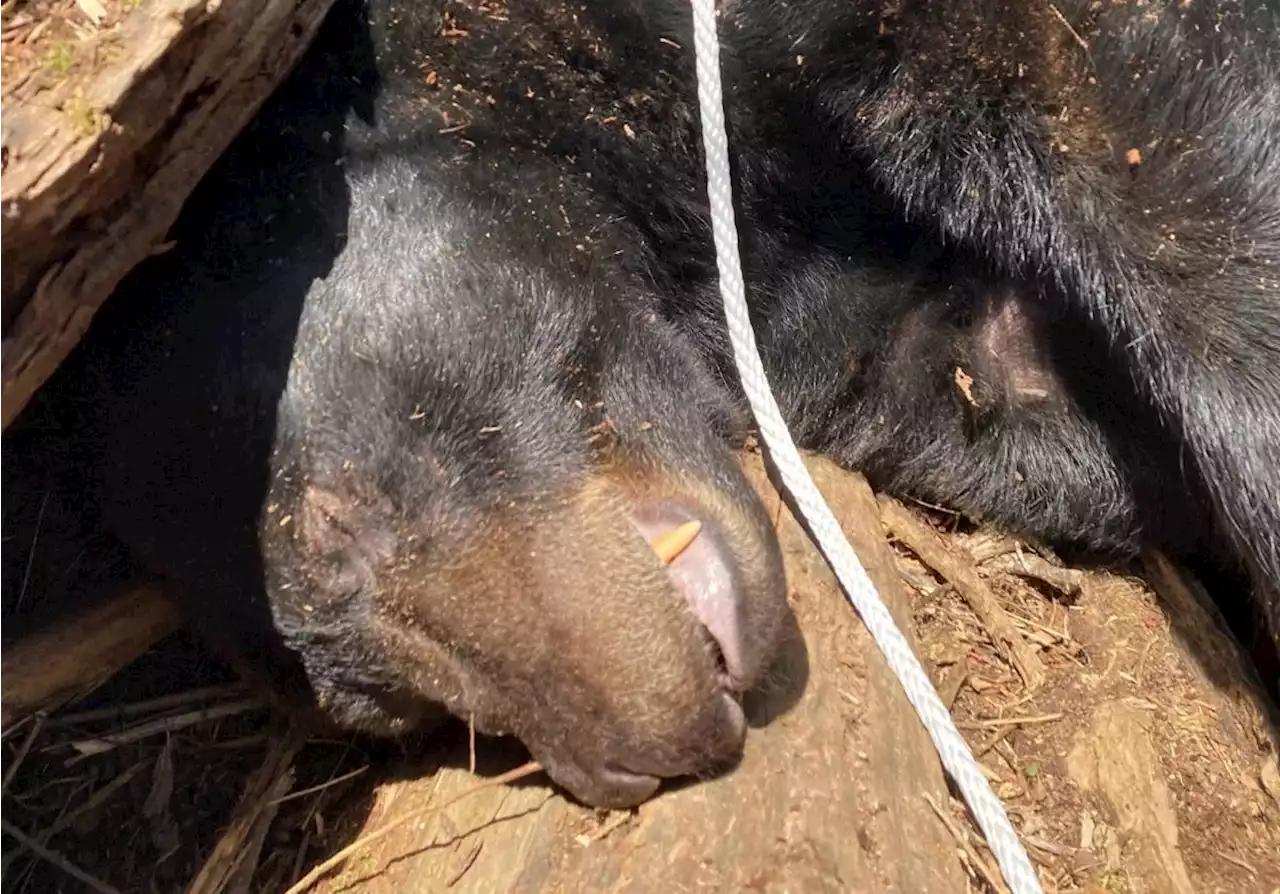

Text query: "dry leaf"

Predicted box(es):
[75, 0, 107, 26]
[1261, 753, 1280, 807]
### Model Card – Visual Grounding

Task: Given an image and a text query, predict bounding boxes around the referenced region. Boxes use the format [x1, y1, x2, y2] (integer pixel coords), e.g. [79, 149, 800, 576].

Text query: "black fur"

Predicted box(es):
[718, 0, 1280, 631]
[15, 0, 1280, 807]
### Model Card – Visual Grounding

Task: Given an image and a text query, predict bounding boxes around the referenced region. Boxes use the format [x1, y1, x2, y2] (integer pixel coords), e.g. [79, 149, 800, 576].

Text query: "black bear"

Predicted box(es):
[717, 0, 1280, 639]
[17, 0, 1279, 809]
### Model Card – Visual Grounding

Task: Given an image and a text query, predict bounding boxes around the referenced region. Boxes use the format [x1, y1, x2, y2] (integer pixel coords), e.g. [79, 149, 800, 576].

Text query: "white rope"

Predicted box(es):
[686, 3, 1044, 892]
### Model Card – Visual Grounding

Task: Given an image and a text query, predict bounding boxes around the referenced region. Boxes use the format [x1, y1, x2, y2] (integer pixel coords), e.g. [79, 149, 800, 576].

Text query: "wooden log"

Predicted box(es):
[0, 0, 337, 430]
[0, 582, 180, 727]
[304, 454, 967, 894]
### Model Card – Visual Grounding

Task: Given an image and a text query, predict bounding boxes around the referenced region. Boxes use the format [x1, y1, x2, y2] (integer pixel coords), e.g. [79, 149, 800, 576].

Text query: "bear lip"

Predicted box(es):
[630, 502, 748, 691]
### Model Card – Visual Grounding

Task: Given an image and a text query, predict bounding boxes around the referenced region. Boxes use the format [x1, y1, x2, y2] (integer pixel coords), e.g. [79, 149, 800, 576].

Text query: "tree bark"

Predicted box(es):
[1, 0, 336, 430]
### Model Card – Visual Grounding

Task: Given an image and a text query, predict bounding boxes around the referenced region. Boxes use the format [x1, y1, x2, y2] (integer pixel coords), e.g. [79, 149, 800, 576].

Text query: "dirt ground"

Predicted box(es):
[906, 522, 1280, 893]
[1, 0, 133, 110]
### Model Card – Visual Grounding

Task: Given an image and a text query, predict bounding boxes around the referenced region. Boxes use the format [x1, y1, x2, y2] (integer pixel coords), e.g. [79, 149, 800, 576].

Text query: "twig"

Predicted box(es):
[289, 826, 314, 889]
[185, 726, 306, 894]
[204, 734, 271, 752]
[1, 712, 44, 794]
[880, 498, 1046, 689]
[1001, 609, 1075, 645]
[271, 765, 367, 805]
[1022, 834, 1076, 859]
[0, 760, 149, 880]
[956, 712, 1064, 731]
[923, 793, 1010, 894]
[1134, 635, 1160, 688]
[15, 486, 50, 613]
[1048, 3, 1090, 52]
[2, 711, 37, 741]
[1213, 849, 1257, 877]
[574, 809, 635, 846]
[974, 725, 1014, 759]
[468, 714, 477, 774]
[284, 760, 544, 894]
[1, 817, 123, 894]
[67, 698, 262, 760]
[985, 553, 1084, 600]
[47, 683, 246, 729]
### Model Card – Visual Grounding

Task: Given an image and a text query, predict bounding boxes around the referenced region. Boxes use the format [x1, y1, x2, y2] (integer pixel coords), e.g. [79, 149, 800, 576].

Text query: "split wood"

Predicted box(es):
[879, 498, 1046, 690]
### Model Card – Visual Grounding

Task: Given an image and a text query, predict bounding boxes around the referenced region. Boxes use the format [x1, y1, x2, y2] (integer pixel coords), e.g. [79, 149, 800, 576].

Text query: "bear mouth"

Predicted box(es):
[630, 503, 749, 693]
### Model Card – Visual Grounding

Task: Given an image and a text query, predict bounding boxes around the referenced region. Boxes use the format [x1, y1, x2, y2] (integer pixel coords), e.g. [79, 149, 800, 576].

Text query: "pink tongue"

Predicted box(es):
[631, 504, 746, 689]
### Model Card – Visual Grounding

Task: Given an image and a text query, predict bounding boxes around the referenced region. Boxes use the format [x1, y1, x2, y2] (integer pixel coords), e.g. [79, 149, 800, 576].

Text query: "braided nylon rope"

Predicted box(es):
[687, 2, 1044, 891]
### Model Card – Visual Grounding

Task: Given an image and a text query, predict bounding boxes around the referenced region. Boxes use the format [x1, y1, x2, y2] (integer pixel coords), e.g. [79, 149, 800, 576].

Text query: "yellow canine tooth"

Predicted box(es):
[651, 520, 702, 566]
